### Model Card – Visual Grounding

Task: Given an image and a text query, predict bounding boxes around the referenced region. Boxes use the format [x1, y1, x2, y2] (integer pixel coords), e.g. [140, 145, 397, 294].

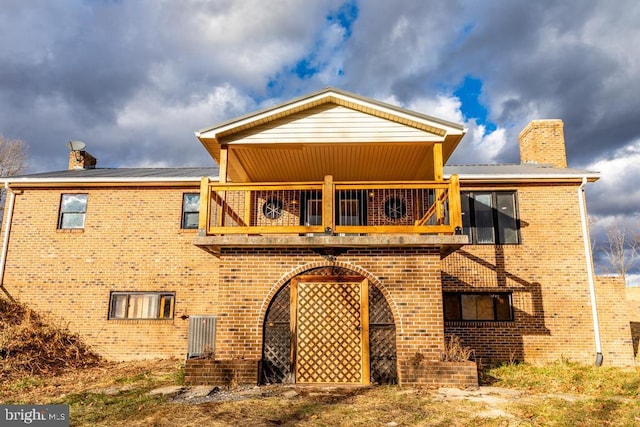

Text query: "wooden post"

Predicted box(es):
[244, 189, 252, 229]
[322, 175, 334, 234]
[360, 279, 370, 385]
[198, 177, 210, 235]
[448, 174, 462, 232]
[433, 143, 443, 182]
[290, 280, 298, 383]
[215, 147, 230, 228]
[434, 143, 444, 224]
[219, 147, 229, 184]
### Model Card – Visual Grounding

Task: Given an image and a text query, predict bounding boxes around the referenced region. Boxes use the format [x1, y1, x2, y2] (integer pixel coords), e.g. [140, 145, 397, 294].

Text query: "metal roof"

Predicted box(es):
[444, 163, 600, 182]
[2, 163, 597, 185]
[6, 167, 219, 181]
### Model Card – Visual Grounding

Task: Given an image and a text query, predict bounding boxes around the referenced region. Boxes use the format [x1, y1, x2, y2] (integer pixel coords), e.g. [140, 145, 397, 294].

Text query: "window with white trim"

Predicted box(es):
[58, 194, 88, 229]
[109, 292, 175, 319]
[181, 193, 200, 229]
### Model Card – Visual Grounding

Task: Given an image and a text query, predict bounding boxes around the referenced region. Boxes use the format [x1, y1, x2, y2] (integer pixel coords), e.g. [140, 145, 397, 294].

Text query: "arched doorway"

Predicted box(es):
[261, 267, 397, 385]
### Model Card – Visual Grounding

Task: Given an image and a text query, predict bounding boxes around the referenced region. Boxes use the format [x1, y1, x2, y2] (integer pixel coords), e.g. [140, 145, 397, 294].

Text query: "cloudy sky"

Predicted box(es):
[1, 0, 639, 280]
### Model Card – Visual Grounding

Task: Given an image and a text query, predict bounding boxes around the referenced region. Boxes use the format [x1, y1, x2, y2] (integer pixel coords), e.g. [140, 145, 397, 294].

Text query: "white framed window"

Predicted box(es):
[182, 193, 200, 229]
[109, 292, 175, 319]
[58, 194, 88, 229]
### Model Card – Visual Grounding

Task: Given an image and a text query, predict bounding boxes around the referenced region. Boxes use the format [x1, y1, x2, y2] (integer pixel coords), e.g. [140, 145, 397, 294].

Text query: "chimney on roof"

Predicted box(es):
[518, 119, 567, 168]
[66, 141, 97, 170]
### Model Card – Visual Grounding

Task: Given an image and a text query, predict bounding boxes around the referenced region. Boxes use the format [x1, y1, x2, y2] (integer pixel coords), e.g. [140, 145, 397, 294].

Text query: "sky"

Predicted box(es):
[1, 0, 639, 282]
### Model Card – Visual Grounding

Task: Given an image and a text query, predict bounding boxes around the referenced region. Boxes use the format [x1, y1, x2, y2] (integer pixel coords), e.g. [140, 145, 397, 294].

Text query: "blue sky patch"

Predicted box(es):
[327, 0, 359, 38]
[453, 75, 497, 133]
[276, 1, 359, 86]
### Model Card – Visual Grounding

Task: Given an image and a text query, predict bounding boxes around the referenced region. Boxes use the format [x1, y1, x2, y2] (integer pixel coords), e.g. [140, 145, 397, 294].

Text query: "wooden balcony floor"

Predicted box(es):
[194, 234, 468, 258]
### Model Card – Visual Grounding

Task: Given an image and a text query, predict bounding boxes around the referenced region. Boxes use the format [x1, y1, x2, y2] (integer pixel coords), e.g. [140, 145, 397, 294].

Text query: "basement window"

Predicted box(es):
[109, 292, 175, 320]
[461, 191, 520, 244]
[58, 194, 88, 229]
[182, 193, 200, 229]
[444, 292, 513, 321]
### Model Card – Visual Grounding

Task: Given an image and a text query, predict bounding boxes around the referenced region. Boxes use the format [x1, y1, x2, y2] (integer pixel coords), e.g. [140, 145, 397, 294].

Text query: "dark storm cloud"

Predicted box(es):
[0, 0, 637, 275]
[336, 0, 640, 167]
[0, 0, 342, 171]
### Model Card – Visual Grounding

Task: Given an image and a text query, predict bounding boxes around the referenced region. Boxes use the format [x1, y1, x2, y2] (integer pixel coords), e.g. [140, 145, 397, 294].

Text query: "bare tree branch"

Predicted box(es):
[599, 218, 640, 285]
[0, 135, 27, 177]
[0, 135, 28, 222]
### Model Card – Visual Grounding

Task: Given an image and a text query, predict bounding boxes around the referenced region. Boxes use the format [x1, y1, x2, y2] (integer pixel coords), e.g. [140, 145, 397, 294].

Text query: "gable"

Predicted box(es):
[219, 104, 443, 145]
[196, 88, 466, 182]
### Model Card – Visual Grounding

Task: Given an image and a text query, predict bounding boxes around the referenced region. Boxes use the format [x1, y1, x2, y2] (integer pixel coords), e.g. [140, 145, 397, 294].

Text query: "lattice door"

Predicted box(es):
[293, 276, 369, 384]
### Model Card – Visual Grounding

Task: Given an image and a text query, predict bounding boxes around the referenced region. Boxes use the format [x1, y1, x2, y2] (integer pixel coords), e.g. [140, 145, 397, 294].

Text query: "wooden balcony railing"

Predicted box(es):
[198, 175, 462, 236]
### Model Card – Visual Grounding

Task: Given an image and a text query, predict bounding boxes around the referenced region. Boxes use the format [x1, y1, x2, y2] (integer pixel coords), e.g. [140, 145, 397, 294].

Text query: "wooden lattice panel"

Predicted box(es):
[295, 280, 364, 384]
[262, 285, 291, 384]
[369, 284, 398, 384]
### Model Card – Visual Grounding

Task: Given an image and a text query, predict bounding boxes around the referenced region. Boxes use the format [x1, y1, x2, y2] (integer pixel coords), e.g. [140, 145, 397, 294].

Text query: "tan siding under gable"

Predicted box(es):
[219, 104, 443, 145]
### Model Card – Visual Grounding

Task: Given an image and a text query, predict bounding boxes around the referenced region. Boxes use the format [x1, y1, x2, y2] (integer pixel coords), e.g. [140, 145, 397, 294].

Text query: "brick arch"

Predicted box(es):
[257, 260, 403, 333]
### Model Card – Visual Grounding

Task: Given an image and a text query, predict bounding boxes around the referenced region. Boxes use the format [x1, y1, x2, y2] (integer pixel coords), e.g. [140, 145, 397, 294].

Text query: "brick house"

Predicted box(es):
[0, 88, 635, 387]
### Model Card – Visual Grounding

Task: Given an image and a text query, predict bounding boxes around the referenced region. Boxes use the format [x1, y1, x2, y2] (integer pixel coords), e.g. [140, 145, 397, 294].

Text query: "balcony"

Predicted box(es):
[194, 175, 467, 256]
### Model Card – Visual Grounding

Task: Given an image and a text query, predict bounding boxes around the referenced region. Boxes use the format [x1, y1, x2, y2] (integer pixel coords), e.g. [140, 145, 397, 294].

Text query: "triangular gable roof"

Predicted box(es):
[195, 88, 466, 182]
[197, 87, 464, 139]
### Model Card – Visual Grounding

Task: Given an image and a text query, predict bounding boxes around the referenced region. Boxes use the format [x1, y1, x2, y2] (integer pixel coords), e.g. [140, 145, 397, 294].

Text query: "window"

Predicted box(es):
[335, 190, 367, 226]
[384, 197, 407, 220]
[444, 293, 513, 321]
[300, 191, 322, 226]
[262, 198, 284, 219]
[461, 191, 519, 244]
[182, 193, 200, 229]
[58, 194, 88, 229]
[109, 292, 175, 319]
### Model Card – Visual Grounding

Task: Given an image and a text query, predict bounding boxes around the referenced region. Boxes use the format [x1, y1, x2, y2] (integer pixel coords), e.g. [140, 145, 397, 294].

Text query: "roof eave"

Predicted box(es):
[2, 176, 221, 188]
[448, 172, 600, 183]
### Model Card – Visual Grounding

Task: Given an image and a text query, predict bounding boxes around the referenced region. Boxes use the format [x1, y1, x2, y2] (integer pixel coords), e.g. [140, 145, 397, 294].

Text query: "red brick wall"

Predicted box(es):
[595, 277, 635, 363]
[399, 360, 478, 388]
[442, 183, 636, 366]
[626, 286, 640, 361]
[2, 179, 635, 381]
[185, 359, 258, 386]
[518, 119, 567, 168]
[214, 248, 445, 382]
[2, 186, 218, 360]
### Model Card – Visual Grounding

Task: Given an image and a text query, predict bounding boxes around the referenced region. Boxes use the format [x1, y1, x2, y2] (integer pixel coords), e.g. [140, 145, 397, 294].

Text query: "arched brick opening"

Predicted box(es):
[260, 262, 398, 385]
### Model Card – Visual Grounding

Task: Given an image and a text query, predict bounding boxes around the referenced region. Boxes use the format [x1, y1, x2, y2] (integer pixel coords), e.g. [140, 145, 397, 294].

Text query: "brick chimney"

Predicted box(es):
[518, 119, 567, 168]
[68, 150, 97, 170]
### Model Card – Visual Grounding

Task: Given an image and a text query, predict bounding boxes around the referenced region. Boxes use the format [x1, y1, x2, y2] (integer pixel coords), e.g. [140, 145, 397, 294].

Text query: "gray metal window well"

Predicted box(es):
[187, 316, 217, 358]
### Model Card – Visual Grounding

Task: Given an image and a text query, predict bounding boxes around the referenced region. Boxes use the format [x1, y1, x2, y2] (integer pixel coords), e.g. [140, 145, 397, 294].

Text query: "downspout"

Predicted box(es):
[578, 177, 603, 366]
[0, 182, 16, 290]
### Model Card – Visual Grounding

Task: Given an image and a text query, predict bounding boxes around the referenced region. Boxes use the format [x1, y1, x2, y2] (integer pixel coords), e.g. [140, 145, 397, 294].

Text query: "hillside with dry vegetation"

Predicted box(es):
[0, 297, 101, 381]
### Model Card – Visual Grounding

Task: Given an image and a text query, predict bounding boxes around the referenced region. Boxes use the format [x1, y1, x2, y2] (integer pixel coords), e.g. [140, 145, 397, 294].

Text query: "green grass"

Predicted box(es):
[509, 397, 640, 427]
[61, 389, 166, 426]
[485, 360, 640, 398]
[5, 375, 45, 394]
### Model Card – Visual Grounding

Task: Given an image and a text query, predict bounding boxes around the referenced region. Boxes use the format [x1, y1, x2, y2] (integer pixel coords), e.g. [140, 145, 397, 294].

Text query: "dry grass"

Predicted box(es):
[440, 335, 475, 362]
[1, 298, 639, 425]
[1, 358, 639, 426]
